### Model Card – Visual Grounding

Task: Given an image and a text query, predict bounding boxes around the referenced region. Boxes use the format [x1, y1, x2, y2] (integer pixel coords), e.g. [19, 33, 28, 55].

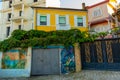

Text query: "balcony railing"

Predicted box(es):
[30, 0, 46, 6]
[11, 15, 32, 22]
[11, 0, 28, 9]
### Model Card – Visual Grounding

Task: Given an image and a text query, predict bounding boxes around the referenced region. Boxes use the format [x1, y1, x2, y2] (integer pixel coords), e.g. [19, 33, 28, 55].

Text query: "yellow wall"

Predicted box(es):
[34, 8, 88, 32]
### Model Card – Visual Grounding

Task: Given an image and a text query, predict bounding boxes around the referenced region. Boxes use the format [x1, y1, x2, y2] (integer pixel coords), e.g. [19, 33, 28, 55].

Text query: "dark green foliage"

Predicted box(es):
[97, 32, 108, 39]
[0, 38, 20, 52]
[11, 29, 26, 40]
[0, 29, 96, 52]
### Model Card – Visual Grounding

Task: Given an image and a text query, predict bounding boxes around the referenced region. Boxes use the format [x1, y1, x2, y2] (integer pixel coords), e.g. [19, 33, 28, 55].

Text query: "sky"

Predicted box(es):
[61, 0, 120, 9]
[0, 0, 120, 9]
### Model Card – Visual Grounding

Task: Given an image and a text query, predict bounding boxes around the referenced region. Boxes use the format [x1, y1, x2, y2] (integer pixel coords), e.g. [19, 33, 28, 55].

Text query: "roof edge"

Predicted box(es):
[31, 7, 87, 11]
[86, 0, 109, 9]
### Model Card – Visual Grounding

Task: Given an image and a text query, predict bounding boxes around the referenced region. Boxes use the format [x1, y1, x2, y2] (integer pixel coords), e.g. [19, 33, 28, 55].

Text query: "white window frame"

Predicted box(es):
[77, 17, 83, 26]
[40, 15, 47, 25]
[59, 16, 66, 26]
[37, 14, 50, 26]
[74, 16, 86, 27]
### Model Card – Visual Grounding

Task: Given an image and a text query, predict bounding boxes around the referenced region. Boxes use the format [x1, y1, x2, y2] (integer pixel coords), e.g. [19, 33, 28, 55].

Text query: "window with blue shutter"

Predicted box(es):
[77, 17, 83, 26]
[59, 16, 66, 25]
[40, 15, 47, 25]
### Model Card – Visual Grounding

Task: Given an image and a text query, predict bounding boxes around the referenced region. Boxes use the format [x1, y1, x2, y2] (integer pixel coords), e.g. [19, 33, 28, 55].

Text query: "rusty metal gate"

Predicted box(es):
[31, 48, 61, 75]
[81, 38, 120, 70]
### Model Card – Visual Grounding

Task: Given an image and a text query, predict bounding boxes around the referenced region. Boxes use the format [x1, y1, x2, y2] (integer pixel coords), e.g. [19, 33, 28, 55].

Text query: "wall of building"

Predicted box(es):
[91, 22, 110, 32]
[88, 3, 108, 23]
[0, 0, 62, 41]
[34, 8, 88, 31]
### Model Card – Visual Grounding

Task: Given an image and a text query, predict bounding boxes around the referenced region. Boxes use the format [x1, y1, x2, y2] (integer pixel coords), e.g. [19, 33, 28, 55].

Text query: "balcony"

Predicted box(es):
[11, 0, 28, 9]
[56, 24, 70, 30]
[11, 16, 28, 22]
[30, 0, 46, 6]
[6, 20, 11, 24]
[0, 8, 12, 13]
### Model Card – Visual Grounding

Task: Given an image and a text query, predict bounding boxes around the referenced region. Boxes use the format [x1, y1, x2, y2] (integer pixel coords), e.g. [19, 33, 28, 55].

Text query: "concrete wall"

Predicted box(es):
[0, 47, 32, 78]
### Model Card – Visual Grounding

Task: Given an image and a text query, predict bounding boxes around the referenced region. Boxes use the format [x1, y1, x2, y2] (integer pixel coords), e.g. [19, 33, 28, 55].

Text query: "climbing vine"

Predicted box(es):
[0, 29, 96, 52]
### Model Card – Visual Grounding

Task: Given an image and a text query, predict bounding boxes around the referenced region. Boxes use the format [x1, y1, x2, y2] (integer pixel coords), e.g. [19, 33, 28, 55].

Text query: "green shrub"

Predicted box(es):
[0, 29, 96, 52]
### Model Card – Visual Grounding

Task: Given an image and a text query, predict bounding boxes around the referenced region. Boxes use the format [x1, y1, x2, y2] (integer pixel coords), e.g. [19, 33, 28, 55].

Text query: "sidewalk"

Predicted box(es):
[1, 70, 120, 80]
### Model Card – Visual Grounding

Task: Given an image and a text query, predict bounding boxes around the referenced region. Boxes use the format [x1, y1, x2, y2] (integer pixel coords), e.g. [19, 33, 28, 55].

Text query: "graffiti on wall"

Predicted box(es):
[61, 46, 75, 74]
[2, 49, 27, 69]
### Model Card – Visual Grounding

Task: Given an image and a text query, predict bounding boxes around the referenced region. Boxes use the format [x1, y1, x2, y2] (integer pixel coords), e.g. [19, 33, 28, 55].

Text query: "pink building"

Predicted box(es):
[87, 0, 117, 33]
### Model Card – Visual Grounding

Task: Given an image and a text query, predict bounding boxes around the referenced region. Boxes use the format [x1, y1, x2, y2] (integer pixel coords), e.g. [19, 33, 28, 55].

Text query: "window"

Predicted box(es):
[18, 25, 21, 30]
[19, 11, 22, 16]
[9, 0, 12, 8]
[34, 0, 38, 2]
[40, 16, 47, 25]
[6, 27, 10, 37]
[77, 17, 83, 26]
[93, 8, 102, 17]
[8, 13, 11, 21]
[59, 16, 66, 25]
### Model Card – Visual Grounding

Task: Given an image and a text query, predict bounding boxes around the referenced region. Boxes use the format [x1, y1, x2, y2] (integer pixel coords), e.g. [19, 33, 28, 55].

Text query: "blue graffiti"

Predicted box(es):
[61, 46, 75, 74]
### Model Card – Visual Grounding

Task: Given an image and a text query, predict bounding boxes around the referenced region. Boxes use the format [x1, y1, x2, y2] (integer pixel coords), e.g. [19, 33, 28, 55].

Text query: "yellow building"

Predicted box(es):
[32, 7, 88, 31]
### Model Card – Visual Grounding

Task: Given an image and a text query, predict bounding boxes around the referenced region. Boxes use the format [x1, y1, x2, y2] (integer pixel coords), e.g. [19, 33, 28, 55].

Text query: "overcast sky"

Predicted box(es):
[61, 0, 119, 9]
[0, 0, 120, 9]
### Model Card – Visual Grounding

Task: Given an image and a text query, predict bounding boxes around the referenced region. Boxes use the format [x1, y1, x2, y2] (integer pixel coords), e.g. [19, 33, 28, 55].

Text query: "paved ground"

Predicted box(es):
[1, 70, 120, 80]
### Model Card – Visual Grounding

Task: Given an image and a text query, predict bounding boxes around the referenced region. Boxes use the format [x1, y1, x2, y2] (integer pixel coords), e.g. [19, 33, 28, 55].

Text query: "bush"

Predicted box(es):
[0, 29, 96, 51]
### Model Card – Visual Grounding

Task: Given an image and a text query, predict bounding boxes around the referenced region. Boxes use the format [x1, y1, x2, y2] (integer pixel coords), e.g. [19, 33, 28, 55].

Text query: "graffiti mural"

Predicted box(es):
[61, 46, 75, 74]
[2, 49, 27, 69]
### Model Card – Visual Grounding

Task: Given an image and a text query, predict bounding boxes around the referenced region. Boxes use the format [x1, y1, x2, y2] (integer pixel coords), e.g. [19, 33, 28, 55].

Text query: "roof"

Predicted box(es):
[86, 0, 109, 9]
[31, 7, 87, 11]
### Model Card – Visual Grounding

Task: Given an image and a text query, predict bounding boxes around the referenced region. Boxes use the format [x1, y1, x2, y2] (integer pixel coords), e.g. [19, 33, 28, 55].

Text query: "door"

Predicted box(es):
[31, 48, 60, 75]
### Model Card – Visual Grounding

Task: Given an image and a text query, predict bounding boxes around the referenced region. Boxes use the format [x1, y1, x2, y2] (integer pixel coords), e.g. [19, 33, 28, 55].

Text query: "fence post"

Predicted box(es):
[26, 47, 32, 76]
[74, 43, 82, 72]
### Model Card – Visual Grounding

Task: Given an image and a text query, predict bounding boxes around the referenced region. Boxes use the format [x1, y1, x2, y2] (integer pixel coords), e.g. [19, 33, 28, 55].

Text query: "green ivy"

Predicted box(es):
[0, 29, 96, 52]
